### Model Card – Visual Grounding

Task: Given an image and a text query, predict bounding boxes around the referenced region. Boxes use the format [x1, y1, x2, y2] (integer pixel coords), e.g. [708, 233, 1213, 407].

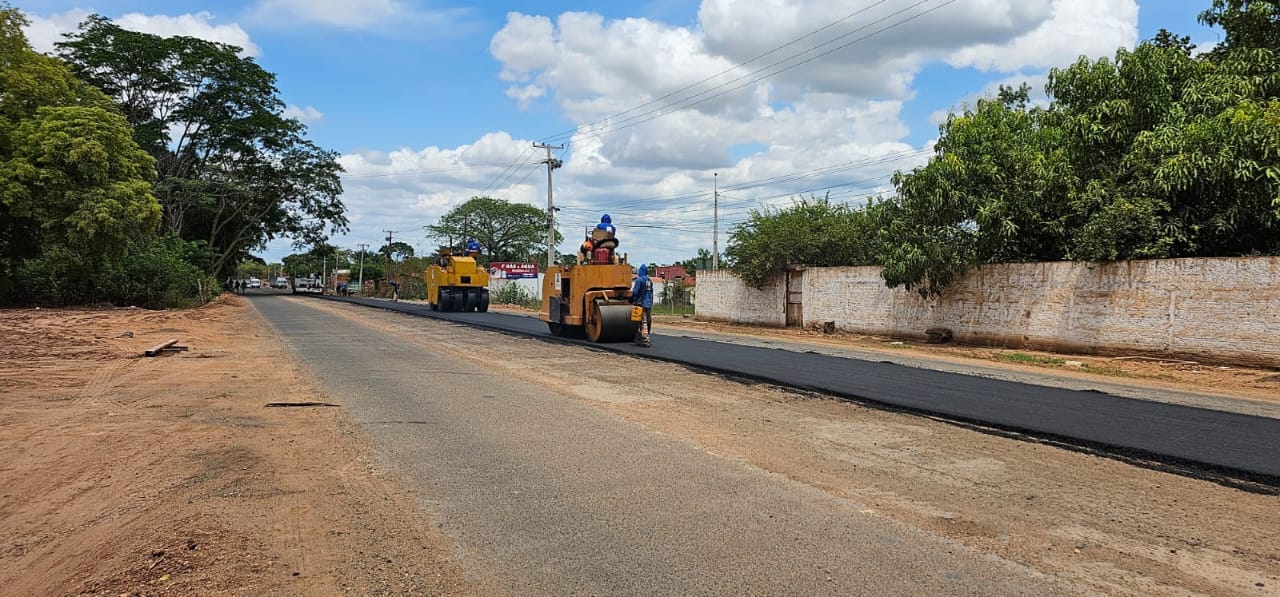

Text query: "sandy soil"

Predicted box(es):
[0, 295, 472, 595]
[5, 294, 1278, 595]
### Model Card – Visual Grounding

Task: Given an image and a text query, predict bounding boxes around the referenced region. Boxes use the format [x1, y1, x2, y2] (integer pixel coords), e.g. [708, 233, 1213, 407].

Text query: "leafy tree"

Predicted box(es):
[0, 6, 162, 301]
[281, 243, 339, 280]
[56, 16, 347, 277]
[882, 2, 1280, 295]
[380, 241, 414, 260]
[2, 106, 161, 255]
[426, 196, 561, 266]
[726, 195, 883, 288]
[681, 248, 719, 275]
[1199, 0, 1280, 57]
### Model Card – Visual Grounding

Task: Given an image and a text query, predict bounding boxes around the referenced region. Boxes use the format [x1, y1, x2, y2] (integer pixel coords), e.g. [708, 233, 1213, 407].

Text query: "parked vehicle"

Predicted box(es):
[272, 277, 289, 289]
[292, 276, 322, 295]
[246, 278, 262, 288]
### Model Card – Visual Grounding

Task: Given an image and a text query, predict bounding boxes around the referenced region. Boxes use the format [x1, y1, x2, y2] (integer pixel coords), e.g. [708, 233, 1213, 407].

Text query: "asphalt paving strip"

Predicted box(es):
[249, 296, 1072, 595]
[291, 294, 1280, 492]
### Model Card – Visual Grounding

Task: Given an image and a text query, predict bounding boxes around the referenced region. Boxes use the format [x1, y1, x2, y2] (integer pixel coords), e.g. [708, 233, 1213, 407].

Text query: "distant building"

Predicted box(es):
[653, 265, 694, 286]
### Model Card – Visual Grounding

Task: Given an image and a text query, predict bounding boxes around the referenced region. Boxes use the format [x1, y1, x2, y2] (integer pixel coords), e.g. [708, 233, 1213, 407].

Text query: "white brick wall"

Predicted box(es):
[697, 270, 786, 326]
[697, 258, 1280, 367]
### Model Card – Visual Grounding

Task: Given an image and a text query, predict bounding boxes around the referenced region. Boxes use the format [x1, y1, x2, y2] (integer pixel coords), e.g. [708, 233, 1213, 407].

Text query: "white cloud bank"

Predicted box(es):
[314, 0, 1137, 265]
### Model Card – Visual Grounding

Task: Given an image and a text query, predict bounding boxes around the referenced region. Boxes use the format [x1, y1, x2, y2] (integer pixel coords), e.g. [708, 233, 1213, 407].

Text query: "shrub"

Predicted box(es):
[492, 282, 540, 309]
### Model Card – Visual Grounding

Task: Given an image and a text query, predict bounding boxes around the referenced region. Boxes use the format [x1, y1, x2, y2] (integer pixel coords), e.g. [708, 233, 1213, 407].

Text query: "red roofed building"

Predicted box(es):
[653, 265, 694, 286]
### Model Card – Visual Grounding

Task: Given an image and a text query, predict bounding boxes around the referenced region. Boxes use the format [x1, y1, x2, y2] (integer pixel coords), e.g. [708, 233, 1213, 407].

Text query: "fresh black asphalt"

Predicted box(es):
[305, 294, 1280, 487]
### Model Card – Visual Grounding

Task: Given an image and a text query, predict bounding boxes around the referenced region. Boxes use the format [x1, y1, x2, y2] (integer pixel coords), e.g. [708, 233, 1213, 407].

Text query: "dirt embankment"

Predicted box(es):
[0, 295, 471, 595]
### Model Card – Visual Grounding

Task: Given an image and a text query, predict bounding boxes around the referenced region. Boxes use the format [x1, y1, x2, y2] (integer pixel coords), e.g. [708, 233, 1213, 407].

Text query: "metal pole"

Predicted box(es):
[357, 243, 366, 292]
[534, 142, 563, 269]
[711, 172, 721, 270]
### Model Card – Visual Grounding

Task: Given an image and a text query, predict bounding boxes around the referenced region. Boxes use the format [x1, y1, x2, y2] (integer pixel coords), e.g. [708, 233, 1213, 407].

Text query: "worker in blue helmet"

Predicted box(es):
[465, 238, 481, 256]
[631, 264, 654, 346]
[596, 214, 616, 237]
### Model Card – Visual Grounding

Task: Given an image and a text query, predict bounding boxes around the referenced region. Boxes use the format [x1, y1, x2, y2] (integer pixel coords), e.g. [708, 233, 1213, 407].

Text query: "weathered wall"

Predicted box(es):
[698, 270, 786, 326]
[697, 258, 1280, 366]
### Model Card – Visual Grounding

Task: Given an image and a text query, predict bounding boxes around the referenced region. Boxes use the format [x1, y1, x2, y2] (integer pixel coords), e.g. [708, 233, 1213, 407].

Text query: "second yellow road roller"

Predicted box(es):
[426, 244, 490, 312]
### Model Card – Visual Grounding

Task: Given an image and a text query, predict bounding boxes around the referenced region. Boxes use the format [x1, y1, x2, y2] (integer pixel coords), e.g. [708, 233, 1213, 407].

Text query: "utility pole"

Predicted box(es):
[357, 243, 367, 293]
[534, 142, 563, 269]
[384, 230, 396, 299]
[713, 172, 719, 270]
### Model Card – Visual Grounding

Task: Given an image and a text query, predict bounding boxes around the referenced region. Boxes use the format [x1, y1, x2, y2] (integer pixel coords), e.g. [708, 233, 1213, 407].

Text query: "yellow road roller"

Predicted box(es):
[540, 243, 639, 342]
[426, 247, 490, 312]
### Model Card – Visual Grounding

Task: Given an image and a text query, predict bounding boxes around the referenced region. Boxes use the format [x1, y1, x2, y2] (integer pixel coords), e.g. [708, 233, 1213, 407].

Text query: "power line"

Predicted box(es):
[540, 0, 956, 146]
[531, 0, 896, 145]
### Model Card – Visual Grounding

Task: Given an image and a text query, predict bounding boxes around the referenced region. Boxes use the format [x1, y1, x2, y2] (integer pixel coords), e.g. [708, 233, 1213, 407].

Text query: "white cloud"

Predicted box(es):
[284, 105, 325, 123]
[271, 0, 1141, 265]
[249, 0, 468, 31]
[23, 9, 260, 56]
[505, 85, 546, 110]
[946, 0, 1138, 71]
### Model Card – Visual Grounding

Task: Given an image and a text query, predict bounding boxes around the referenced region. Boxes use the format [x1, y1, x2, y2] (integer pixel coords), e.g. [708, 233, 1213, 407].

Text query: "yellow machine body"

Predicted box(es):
[425, 250, 491, 312]
[540, 262, 640, 342]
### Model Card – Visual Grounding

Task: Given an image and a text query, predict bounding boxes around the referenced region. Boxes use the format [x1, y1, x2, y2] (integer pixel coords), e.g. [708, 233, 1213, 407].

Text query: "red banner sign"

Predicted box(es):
[489, 262, 539, 279]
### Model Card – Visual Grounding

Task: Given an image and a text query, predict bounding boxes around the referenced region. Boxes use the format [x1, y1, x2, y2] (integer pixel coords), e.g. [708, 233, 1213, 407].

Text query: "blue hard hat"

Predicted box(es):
[601, 214, 612, 224]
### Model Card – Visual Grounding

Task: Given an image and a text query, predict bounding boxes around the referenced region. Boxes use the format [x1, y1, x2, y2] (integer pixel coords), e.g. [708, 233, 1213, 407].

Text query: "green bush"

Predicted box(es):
[107, 237, 213, 308]
[11, 237, 214, 308]
[492, 282, 540, 309]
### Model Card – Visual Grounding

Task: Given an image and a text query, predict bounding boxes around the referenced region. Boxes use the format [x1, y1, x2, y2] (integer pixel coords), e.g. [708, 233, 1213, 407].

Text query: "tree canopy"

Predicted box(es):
[0, 6, 162, 301]
[727, 0, 1280, 296]
[426, 196, 561, 265]
[56, 15, 347, 277]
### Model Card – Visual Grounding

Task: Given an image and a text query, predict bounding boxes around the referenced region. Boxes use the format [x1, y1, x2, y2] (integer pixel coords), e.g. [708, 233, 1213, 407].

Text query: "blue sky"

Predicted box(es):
[18, 1, 1221, 265]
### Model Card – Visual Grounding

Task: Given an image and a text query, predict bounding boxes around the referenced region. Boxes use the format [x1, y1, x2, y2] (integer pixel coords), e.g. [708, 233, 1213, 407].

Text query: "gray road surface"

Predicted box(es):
[297, 294, 1280, 487]
[251, 295, 1070, 596]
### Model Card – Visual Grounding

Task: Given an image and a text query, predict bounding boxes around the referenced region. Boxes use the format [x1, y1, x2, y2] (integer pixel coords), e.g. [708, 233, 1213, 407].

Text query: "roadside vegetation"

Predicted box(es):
[727, 0, 1280, 296]
[0, 5, 344, 308]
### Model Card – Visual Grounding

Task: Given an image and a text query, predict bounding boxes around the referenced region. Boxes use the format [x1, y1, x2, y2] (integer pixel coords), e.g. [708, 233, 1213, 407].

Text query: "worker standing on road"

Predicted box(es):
[631, 264, 654, 347]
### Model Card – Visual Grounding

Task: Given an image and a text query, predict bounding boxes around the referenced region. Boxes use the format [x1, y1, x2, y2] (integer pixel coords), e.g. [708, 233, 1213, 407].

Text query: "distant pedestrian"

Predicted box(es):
[631, 264, 654, 346]
[233, 280, 240, 293]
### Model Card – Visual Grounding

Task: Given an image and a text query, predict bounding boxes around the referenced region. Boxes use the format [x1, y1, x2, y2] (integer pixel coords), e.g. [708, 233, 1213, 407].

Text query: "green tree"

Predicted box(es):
[380, 241, 414, 260]
[2, 106, 161, 255]
[1199, 0, 1280, 57]
[426, 196, 561, 265]
[681, 248, 718, 276]
[0, 6, 163, 302]
[56, 15, 347, 277]
[725, 195, 883, 288]
[883, 6, 1280, 294]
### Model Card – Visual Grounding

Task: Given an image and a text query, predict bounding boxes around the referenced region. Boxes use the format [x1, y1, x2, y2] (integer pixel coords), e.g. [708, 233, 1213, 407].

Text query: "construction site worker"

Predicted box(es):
[631, 264, 654, 346]
[465, 238, 481, 256]
[595, 214, 616, 238]
[579, 238, 594, 264]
